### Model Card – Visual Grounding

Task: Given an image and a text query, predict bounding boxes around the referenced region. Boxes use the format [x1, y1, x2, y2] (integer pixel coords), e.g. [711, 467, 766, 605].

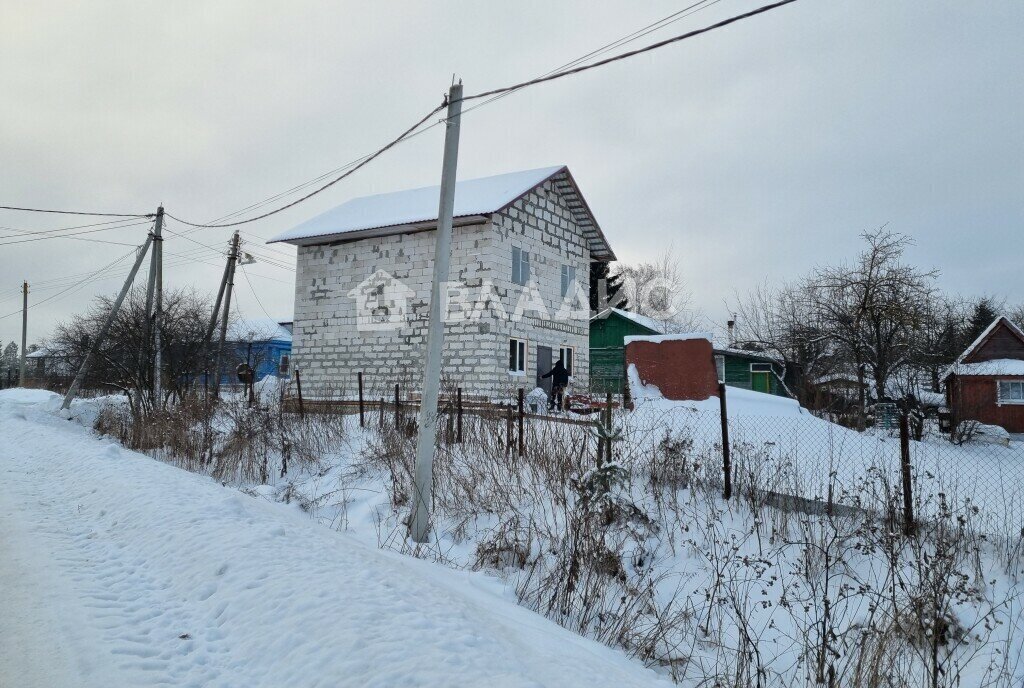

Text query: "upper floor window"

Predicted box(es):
[560, 264, 576, 298]
[512, 246, 531, 286]
[998, 380, 1024, 404]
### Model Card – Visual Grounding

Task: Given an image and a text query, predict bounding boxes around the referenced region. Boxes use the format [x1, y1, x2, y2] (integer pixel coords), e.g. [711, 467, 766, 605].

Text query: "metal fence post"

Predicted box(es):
[719, 382, 732, 500]
[394, 383, 400, 428]
[295, 368, 305, 420]
[456, 387, 463, 443]
[605, 391, 614, 465]
[517, 388, 525, 457]
[357, 372, 365, 428]
[899, 411, 916, 536]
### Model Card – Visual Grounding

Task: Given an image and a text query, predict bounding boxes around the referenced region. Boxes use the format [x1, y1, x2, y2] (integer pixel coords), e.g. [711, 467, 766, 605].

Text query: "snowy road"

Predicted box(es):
[0, 390, 669, 688]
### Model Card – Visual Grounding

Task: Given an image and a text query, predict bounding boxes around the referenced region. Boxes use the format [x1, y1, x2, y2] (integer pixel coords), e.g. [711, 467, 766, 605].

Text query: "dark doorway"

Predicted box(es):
[536, 345, 553, 395]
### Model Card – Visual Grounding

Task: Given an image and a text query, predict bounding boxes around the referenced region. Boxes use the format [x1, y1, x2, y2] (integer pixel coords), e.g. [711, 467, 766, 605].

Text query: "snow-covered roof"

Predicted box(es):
[268, 166, 614, 260]
[712, 344, 783, 364]
[228, 318, 293, 344]
[592, 307, 666, 334]
[947, 359, 1024, 377]
[624, 332, 713, 345]
[25, 347, 49, 359]
[943, 315, 1024, 379]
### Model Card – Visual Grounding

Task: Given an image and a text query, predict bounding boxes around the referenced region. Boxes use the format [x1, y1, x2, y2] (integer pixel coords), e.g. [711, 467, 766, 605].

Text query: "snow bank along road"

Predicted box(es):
[0, 390, 670, 688]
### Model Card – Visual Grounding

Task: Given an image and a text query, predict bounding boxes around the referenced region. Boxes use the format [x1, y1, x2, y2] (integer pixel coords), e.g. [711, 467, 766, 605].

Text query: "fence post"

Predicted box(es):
[456, 387, 463, 444]
[394, 383, 400, 427]
[517, 387, 525, 457]
[719, 382, 731, 500]
[357, 372, 365, 428]
[506, 407, 513, 452]
[379, 397, 385, 427]
[295, 368, 305, 420]
[605, 391, 614, 464]
[899, 411, 916, 536]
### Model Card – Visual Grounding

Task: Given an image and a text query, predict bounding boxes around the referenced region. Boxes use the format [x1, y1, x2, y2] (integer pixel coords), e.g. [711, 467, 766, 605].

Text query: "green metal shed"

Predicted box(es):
[589, 308, 661, 393]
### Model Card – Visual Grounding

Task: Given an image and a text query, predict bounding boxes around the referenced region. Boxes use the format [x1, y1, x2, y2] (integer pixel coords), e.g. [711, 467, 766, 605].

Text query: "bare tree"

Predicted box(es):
[731, 281, 836, 407]
[615, 246, 704, 332]
[50, 286, 216, 415]
[804, 229, 938, 425]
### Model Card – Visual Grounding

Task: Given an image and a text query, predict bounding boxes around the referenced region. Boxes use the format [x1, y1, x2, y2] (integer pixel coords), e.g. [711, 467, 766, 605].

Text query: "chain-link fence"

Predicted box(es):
[626, 391, 1024, 538]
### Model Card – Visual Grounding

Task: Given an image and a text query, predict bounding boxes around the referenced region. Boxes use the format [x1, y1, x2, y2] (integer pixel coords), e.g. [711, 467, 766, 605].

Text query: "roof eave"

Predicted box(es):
[270, 214, 490, 247]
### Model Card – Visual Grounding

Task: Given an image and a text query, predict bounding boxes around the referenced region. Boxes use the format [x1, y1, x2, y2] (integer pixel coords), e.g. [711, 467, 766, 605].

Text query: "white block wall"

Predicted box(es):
[290, 177, 592, 402]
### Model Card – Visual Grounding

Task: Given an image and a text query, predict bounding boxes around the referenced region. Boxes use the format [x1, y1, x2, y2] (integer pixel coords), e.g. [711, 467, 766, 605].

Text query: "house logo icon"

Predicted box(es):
[347, 270, 416, 332]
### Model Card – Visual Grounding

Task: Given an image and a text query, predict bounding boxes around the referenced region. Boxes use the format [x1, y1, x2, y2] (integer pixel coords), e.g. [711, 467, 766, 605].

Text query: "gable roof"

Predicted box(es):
[268, 166, 615, 260]
[228, 318, 293, 344]
[591, 307, 664, 334]
[943, 315, 1024, 380]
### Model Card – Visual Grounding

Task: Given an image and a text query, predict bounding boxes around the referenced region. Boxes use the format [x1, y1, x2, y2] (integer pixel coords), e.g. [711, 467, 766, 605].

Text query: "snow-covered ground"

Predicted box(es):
[627, 371, 1024, 535]
[0, 388, 672, 687]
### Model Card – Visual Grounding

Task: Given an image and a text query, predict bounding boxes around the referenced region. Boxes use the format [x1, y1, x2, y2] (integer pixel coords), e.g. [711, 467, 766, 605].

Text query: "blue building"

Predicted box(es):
[218, 318, 293, 386]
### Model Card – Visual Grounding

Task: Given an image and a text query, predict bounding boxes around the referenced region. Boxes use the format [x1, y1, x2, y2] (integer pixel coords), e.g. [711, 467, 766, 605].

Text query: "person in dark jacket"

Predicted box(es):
[541, 358, 570, 411]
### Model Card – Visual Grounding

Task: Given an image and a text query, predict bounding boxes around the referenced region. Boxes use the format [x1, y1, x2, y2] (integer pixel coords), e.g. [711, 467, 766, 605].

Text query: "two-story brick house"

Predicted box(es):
[269, 166, 615, 401]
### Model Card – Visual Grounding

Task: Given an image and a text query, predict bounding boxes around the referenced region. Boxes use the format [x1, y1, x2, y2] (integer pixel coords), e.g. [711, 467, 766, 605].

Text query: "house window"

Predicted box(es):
[559, 346, 574, 376]
[279, 355, 290, 375]
[512, 246, 531, 286]
[715, 355, 725, 383]
[997, 380, 1024, 404]
[509, 338, 527, 374]
[750, 363, 773, 373]
[560, 264, 576, 298]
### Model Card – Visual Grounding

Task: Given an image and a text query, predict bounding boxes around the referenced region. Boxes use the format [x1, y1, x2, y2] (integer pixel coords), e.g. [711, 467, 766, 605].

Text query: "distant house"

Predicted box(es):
[218, 318, 293, 385]
[589, 308, 790, 397]
[270, 166, 614, 401]
[945, 316, 1024, 433]
[713, 346, 789, 397]
[24, 347, 72, 381]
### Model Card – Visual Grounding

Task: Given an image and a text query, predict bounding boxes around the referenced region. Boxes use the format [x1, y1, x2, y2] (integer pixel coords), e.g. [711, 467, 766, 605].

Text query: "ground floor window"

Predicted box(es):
[998, 380, 1024, 403]
[559, 346, 574, 375]
[509, 338, 527, 374]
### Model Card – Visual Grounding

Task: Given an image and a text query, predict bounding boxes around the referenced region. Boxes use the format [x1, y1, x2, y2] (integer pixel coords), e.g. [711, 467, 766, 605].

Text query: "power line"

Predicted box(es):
[0, 205, 154, 218]
[240, 263, 277, 321]
[166, 100, 448, 229]
[0, 219, 153, 247]
[462, 0, 797, 102]
[460, 0, 724, 118]
[166, 0, 795, 233]
[0, 245, 142, 321]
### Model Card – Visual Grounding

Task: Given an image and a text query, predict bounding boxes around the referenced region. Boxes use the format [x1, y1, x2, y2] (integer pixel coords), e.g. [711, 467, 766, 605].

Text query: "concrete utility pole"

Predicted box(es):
[153, 206, 164, 408]
[212, 231, 240, 399]
[410, 82, 463, 544]
[19, 281, 27, 386]
[62, 236, 154, 410]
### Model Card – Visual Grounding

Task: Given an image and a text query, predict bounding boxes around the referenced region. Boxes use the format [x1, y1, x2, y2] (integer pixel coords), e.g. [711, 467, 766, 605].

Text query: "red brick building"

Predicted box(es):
[945, 316, 1024, 433]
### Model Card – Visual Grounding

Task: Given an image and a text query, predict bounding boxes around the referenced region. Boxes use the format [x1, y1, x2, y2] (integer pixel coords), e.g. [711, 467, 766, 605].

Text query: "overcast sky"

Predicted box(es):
[1, 0, 1021, 347]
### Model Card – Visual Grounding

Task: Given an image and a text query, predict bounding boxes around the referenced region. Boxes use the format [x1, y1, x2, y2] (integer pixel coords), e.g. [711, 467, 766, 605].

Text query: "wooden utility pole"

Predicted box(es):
[62, 237, 154, 410]
[152, 207, 165, 408]
[212, 231, 240, 399]
[18, 281, 28, 386]
[410, 81, 463, 544]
